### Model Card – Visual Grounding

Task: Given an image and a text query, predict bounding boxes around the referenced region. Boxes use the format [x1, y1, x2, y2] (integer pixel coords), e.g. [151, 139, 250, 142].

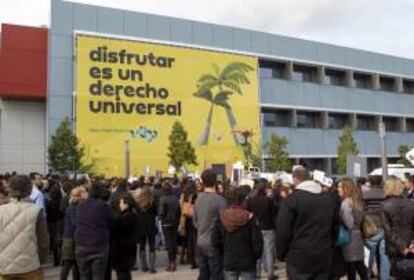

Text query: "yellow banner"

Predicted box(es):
[75, 35, 260, 176]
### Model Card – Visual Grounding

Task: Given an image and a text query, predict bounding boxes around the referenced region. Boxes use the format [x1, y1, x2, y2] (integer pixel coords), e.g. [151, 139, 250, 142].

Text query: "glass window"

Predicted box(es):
[259, 67, 273, 79]
[328, 113, 349, 129]
[262, 110, 291, 127]
[263, 112, 276, 127]
[357, 115, 376, 131]
[383, 117, 399, 132]
[325, 68, 346, 86]
[274, 110, 291, 127]
[380, 76, 395, 92]
[403, 79, 414, 94]
[354, 73, 371, 89]
[367, 158, 381, 173]
[407, 118, 414, 132]
[292, 64, 317, 83]
[259, 60, 286, 79]
[299, 158, 324, 171]
[297, 111, 322, 128]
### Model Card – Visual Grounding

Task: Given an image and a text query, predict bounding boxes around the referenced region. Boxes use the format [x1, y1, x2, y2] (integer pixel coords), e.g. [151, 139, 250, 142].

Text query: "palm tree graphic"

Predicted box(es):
[194, 62, 254, 146]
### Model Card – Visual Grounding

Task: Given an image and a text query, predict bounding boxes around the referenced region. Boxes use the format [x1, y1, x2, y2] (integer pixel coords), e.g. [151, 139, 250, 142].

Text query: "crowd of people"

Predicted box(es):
[0, 167, 413, 280]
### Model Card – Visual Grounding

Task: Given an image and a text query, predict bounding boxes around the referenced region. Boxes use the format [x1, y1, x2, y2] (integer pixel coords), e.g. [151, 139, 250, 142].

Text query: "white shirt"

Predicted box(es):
[30, 185, 46, 218]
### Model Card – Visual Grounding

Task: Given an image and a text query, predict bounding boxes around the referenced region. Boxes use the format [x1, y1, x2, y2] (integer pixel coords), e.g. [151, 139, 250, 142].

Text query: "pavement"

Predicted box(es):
[44, 250, 288, 279]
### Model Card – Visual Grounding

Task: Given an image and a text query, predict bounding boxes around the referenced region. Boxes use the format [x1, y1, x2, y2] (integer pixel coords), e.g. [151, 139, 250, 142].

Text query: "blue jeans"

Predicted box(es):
[365, 230, 390, 280]
[286, 264, 329, 280]
[76, 255, 108, 280]
[260, 230, 275, 278]
[197, 246, 224, 280]
[225, 271, 256, 280]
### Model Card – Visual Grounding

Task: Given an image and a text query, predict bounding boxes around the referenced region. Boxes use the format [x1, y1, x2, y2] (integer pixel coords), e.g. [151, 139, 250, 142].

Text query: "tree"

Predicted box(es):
[167, 121, 198, 172]
[48, 117, 93, 173]
[246, 143, 263, 170]
[194, 62, 254, 145]
[397, 145, 413, 166]
[337, 126, 359, 174]
[265, 134, 291, 172]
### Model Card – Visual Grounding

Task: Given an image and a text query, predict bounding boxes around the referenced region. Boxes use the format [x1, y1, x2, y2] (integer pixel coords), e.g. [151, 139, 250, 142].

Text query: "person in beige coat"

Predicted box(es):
[0, 175, 49, 280]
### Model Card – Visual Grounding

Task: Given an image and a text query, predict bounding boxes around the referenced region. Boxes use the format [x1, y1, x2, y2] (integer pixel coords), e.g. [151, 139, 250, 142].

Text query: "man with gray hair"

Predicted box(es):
[276, 166, 339, 280]
[0, 175, 49, 280]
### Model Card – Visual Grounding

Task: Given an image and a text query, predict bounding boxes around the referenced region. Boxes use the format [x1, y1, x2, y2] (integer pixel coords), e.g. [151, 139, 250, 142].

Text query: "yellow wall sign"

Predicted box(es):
[75, 34, 260, 176]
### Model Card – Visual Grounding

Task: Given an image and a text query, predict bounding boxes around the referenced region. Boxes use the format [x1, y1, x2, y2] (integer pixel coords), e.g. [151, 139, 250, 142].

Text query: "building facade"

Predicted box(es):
[3, 0, 414, 174]
[0, 24, 47, 174]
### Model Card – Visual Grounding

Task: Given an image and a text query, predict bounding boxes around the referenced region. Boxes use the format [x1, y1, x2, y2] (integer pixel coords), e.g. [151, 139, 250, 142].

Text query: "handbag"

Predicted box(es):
[336, 225, 351, 246]
[361, 215, 378, 238]
[182, 196, 194, 218]
[393, 257, 414, 279]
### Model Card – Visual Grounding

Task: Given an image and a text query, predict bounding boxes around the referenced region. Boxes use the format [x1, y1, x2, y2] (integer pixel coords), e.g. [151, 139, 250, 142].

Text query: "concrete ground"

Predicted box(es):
[44, 250, 288, 279]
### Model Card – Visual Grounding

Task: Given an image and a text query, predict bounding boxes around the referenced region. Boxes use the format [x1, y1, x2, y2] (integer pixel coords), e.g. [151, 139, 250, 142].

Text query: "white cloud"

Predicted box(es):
[0, 0, 413, 59]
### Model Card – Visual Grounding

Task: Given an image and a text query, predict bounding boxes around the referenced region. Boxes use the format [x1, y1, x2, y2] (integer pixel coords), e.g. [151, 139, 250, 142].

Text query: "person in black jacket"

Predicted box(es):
[75, 183, 114, 280]
[111, 193, 139, 280]
[276, 167, 339, 280]
[136, 186, 158, 273]
[247, 182, 277, 280]
[158, 182, 181, 272]
[60, 186, 88, 280]
[220, 187, 263, 280]
[381, 177, 414, 280]
[47, 180, 65, 267]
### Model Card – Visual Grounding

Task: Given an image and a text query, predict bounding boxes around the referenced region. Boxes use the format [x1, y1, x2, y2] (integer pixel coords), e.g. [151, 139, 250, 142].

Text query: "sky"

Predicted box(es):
[0, 0, 413, 59]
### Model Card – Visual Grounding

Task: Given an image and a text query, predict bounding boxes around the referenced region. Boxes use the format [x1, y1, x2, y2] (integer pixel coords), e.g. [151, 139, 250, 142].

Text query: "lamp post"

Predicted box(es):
[379, 121, 388, 183]
[125, 140, 130, 178]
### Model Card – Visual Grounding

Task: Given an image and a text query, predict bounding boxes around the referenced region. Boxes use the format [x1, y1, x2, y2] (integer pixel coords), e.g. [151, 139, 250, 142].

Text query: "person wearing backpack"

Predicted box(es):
[381, 177, 414, 280]
[220, 187, 263, 280]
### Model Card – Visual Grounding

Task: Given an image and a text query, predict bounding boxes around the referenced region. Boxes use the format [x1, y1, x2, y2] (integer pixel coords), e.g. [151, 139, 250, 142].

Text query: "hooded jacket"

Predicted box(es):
[276, 180, 340, 273]
[220, 206, 263, 272]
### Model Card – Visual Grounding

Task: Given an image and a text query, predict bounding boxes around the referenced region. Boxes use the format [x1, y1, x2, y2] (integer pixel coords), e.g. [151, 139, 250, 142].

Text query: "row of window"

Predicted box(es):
[262, 108, 414, 132]
[259, 60, 414, 94]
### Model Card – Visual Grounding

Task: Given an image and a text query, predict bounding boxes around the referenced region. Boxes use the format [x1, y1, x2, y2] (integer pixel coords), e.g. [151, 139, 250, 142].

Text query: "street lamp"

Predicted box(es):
[124, 140, 130, 178]
[379, 121, 388, 182]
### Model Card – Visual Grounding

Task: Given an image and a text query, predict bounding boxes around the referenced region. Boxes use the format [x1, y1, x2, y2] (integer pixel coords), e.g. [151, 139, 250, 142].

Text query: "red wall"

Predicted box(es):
[0, 24, 48, 100]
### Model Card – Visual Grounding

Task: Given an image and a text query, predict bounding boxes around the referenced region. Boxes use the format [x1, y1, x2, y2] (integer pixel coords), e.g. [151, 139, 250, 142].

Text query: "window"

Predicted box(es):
[383, 117, 399, 132]
[379, 76, 395, 92]
[407, 118, 414, 132]
[354, 72, 371, 89]
[259, 60, 286, 79]
[328, 113, 349, 129]
[263, 112, 276, 127]
[367, 158, 381, 173]
[297, 111, 322, 128]
[259, 68, 273, 79]
[357, 115, 376, 131]
[299, 158, 324, 171]
[292, 64, 317, 83]
[325, 68, 346, 86]
[262, 109, 292, 127]
[403, 79, 414, 94]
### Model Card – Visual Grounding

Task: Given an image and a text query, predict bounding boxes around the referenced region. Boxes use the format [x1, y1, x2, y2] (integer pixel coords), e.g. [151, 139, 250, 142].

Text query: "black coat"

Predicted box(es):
[220, 207, 263, 272]
[136, 202, 158, 237]
[276, 184, 339, 273]
[110, 209, 138, 271]
[381, 197, 414, 258]
[158, 194, 181, 227]
[247, 195, 277, 230]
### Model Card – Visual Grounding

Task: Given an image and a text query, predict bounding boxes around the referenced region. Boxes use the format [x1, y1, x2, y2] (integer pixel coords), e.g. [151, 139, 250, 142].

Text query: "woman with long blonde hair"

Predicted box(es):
[338, 178, 368, 280]
[136, 186, 158, 273]
[381, 177, 414, 279]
